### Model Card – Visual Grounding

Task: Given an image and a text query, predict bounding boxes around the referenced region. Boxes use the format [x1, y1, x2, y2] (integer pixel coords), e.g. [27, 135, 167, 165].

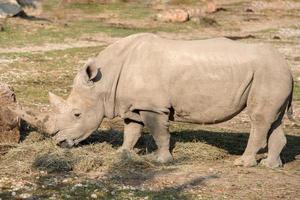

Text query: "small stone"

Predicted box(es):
[206, 1, 217, 13]
[91, 193, 97, 199]
[74, 183, 83, 187]
[273, 36, 281, 40]
[156, 9, 189, 23]
[187, 8, 203, 19]
[11, 191, 16, 196]
[245, 8, 254, 12]
[62, 178, 69, 183]
[19, 193, 31, 199]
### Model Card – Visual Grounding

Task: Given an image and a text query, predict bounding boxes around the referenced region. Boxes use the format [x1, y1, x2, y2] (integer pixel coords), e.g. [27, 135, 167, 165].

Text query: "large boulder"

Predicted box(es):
[0, 0, 22, 18]
[0, 83, 20, 144]
[154, 1, 219, 23]
[0, 0, 38, 18]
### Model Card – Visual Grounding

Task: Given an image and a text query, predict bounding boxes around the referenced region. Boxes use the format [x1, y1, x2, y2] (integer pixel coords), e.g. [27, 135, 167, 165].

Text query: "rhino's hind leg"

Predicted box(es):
[140, 111, 173, 163]
[118, 119, 143, 152]
[234, 117, 270, 167]
[260, 123, 286, 168]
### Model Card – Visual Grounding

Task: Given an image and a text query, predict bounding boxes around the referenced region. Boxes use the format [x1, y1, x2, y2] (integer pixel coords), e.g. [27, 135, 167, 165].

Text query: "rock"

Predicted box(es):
[205, 0, 217, 13]
[245, 8, 254, 12]
[74, 183, 83, 187]
[19, 193, 32, 199]
[0, 83, 20, 144]
[0, 0, 22, 18]
[154, 1, 223, 23]
[155, 8, 189, 23]
[16, 0, 38, 8]
[273, 35, 281, 40]
[0, 0, 38, 18]
[91, 193, 97, 199]
[187, 8, 204, 19]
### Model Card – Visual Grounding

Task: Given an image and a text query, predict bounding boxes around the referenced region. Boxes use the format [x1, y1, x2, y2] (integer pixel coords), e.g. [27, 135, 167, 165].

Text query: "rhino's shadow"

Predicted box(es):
[82, 128, 300, 164]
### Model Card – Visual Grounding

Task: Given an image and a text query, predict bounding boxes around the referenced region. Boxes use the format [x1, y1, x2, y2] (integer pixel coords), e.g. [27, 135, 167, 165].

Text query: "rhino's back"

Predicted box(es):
[117, 34, 291, 124]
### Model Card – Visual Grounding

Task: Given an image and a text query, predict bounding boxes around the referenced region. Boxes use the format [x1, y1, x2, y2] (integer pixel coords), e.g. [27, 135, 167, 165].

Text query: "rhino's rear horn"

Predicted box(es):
[49, 92, 67, 113]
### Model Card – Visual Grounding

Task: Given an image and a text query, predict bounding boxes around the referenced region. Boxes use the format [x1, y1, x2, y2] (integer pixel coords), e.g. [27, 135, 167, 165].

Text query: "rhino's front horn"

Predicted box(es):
[8, 105, 54, 135]
[49, 92, 67, 112]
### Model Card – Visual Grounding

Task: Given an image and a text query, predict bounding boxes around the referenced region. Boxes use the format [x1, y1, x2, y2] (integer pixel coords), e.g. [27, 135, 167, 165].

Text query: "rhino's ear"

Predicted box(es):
[49, 92, 67, 112]
[83, 59, 102, 84]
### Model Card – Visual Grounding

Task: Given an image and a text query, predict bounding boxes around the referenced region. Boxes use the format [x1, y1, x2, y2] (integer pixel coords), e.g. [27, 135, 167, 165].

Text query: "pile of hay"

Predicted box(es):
[0, 131, 114, 175]
[0, 128, 230, 177]
[0, 131, 159, 177]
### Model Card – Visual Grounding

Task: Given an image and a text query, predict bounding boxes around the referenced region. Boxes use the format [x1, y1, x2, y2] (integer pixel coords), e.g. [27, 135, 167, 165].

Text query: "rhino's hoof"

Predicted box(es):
[156, 152, 173, 163]
[117, 147, 132, 153]
[260, 158, 282, 168]
[234, 156, 257, 167]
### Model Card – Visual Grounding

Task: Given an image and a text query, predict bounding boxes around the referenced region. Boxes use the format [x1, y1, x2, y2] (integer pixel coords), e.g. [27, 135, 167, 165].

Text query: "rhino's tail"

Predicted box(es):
[286, 81, 295, 122]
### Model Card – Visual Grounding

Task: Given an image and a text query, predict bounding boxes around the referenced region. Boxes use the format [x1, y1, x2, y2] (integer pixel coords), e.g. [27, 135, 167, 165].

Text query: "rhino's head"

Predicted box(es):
[49, 60, 105, 147]
[12, 59, 106, 148]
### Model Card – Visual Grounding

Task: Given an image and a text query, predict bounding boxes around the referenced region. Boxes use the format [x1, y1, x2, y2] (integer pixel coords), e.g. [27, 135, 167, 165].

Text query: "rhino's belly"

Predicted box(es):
[170, 77, 252, 124]
[173, 103, 246, 124]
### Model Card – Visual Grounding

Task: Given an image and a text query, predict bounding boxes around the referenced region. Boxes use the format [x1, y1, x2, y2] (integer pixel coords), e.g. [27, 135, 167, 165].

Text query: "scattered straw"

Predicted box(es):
[0, 130, 230, 177]
[173, 142, 228, 163]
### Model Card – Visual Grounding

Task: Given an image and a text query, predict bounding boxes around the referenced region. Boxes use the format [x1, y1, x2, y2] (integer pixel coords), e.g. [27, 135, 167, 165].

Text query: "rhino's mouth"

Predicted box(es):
[54, 130, 90, 148]
[52, 130, 76, 148]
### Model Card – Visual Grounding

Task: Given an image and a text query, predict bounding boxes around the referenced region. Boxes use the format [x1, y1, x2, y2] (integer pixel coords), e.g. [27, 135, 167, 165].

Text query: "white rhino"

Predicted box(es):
[14, 33, 294, 168]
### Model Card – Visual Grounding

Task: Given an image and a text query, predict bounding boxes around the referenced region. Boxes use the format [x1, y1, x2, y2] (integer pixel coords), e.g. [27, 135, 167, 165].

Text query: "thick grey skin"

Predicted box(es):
[42, 33, 293, 168]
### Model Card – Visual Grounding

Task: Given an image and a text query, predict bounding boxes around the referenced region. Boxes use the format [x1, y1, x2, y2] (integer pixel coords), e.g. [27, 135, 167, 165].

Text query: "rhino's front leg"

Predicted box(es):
[118, 119, 143, 152]
[140, 111, 173, 163]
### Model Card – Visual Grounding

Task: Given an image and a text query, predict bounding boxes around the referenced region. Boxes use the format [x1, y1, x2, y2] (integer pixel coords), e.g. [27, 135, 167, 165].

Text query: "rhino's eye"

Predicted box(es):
[74, 113, 81, 118]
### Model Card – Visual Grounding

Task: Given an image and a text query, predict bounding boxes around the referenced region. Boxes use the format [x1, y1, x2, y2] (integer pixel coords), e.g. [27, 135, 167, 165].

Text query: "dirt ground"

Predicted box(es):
[0, 0, 300, 199]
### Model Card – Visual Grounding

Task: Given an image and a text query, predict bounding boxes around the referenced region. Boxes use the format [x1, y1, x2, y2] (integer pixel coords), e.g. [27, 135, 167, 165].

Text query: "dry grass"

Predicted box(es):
[0, 131, 111, 175]
[0, 0, 300, 199]
[173, 142, 228, 163]
[0, 127, 232, 177]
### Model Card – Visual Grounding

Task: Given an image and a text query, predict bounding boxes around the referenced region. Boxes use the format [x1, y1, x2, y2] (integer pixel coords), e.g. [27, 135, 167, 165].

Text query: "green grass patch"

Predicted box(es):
[42, 0, 61, 11]
[293, 82, 300, 101]
[0, 1, 206, 48]
[0, 17, 202, 48]
[169, 0, 200, 5]
[0, 19, 150, 48]
[0, 46, 105, 105]
[65, 2, 153, 19]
